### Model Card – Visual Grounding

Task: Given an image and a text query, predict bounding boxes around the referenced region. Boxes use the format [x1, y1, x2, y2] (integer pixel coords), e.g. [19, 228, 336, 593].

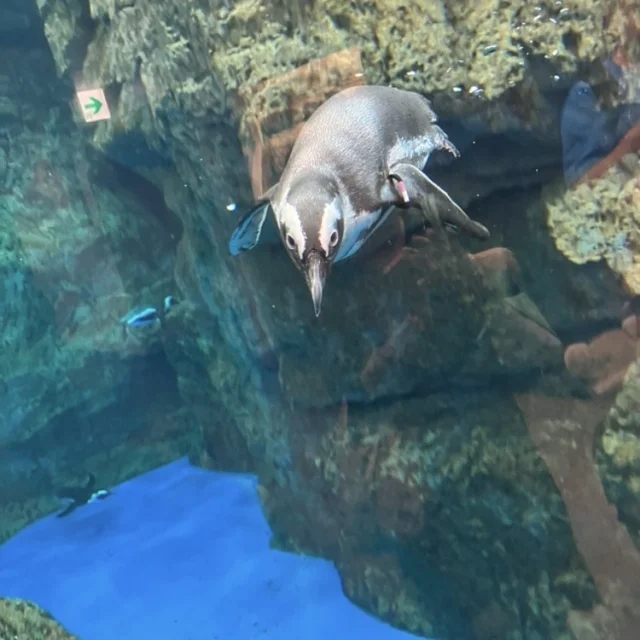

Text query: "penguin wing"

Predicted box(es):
[388, 163, 490, 240]
[228, 184, 281, 256]
[228, 201, 271, 255]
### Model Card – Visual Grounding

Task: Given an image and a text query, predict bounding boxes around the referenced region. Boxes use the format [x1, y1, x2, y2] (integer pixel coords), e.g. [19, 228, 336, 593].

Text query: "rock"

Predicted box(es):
[474, 186, 629, 338]
[0, 31, 197, 543]
[234, 47, 366, 198]
[598, 360, 640, 544]
[0, 598, 78, 639]
[564, 330, 638, 396]
[545, 160, 640, 294]
[259, 391, 591, 639]
[239, 229, 562, 408]
[515, 391, 640, 640]
[607, 1, 640, 71]
[12, 0, 640, 638]
[35, 0, 615, 218]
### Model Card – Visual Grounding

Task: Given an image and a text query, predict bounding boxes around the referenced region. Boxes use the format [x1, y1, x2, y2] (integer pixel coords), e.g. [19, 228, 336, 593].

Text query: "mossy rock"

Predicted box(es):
[0, 598, 78, 639]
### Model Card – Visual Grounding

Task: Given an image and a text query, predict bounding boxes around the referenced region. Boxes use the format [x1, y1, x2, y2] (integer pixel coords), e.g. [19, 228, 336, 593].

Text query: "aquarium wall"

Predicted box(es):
[2, 0, 640, 638]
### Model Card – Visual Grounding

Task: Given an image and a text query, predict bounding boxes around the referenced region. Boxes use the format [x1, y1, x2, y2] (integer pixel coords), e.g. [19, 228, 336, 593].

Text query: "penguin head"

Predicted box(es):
[278, 178, 344, 316]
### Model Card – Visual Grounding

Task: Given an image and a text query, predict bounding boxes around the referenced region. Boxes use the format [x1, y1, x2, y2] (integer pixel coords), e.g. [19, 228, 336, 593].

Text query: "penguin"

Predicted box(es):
[55, 473, 111, 518]
[119, 295, 178, 339]
[228, 84, 490, 317]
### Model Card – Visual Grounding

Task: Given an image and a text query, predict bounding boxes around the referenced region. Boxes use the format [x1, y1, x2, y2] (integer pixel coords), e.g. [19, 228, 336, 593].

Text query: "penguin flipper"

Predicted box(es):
[228, 184, 280, 256]
[388, 163, 490, 240]
[228, 201, 271, 255]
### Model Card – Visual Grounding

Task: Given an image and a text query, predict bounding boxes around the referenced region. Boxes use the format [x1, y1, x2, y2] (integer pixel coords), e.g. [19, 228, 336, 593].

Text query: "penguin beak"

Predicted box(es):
[305, 250, 329, 317]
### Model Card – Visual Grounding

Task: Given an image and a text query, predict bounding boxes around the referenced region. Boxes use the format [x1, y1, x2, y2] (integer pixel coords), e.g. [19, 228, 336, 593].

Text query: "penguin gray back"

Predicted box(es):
[228, 85, 490, 317]
[278, 85, 443, 214]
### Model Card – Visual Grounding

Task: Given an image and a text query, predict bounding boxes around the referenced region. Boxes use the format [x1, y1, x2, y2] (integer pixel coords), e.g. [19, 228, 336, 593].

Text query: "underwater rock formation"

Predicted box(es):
[0, 598, 78, 639]
[0, 35, 196, 542]
[0, 0, 635, 638]
[599, 360, 640, 545]
[36, 0, 619, 208]
[234, 46, 367, 198]
[545, 160, 640, 294]
[514, 391, 640, 640]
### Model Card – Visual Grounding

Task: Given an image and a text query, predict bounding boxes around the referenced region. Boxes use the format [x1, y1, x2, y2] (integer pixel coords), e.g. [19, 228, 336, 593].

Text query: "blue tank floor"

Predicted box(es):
[0, 457, 425, 639]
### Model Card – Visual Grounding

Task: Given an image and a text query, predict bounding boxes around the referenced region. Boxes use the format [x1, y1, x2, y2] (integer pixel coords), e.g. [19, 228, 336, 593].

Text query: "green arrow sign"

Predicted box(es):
[84, 96, 102, 115]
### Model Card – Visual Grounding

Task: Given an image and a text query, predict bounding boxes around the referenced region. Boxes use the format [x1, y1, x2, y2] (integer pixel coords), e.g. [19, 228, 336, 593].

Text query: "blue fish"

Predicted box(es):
[561, 76, 640, 185]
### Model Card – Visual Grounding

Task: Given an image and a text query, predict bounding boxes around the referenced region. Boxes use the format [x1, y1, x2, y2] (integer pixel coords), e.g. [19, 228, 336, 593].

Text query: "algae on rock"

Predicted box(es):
[0, 598, 78, 639]
[27, 0, 640, 638]
[545, 165, 640, 293]
[0, 40, 196, 543]
[599, 360, 640, 514]
[210, 0, 611, 105]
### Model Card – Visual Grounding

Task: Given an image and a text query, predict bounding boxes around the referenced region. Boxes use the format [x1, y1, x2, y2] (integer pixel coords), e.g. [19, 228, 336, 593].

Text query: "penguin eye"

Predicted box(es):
[285, 233, 296, 250]
[329, 230, 339, 248]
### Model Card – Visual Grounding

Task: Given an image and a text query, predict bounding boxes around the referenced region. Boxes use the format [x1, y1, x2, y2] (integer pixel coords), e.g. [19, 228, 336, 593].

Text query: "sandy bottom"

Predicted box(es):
[0, 457, 424, 639]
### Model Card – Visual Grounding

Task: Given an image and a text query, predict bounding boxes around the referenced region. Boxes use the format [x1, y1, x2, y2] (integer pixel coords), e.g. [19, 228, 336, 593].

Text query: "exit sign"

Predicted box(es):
[77, 88, 111, 123]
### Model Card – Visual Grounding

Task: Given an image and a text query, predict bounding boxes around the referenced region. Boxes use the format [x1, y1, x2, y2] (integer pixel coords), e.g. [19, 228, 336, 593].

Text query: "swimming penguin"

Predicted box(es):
[119, 295, 178, 339]
[55, 473, 111, 518]
[121, 306, 159, 328]
[228, 85, 490, 316]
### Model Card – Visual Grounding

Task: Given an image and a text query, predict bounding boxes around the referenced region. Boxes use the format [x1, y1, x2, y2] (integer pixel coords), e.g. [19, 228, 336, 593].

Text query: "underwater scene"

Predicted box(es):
[1, 0, 640, 639]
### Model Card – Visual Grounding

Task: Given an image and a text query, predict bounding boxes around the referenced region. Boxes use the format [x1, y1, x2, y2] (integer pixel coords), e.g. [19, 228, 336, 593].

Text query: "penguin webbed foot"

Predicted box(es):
[388, 163, 490, 241]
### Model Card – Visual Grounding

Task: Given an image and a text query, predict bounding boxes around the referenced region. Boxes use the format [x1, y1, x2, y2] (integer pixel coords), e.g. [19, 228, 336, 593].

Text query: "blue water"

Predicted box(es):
[0, 458, 423, 639]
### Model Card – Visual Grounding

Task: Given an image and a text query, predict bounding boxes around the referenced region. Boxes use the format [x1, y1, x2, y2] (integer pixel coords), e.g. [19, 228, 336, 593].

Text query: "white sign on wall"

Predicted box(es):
[76, 88, 111, 123]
